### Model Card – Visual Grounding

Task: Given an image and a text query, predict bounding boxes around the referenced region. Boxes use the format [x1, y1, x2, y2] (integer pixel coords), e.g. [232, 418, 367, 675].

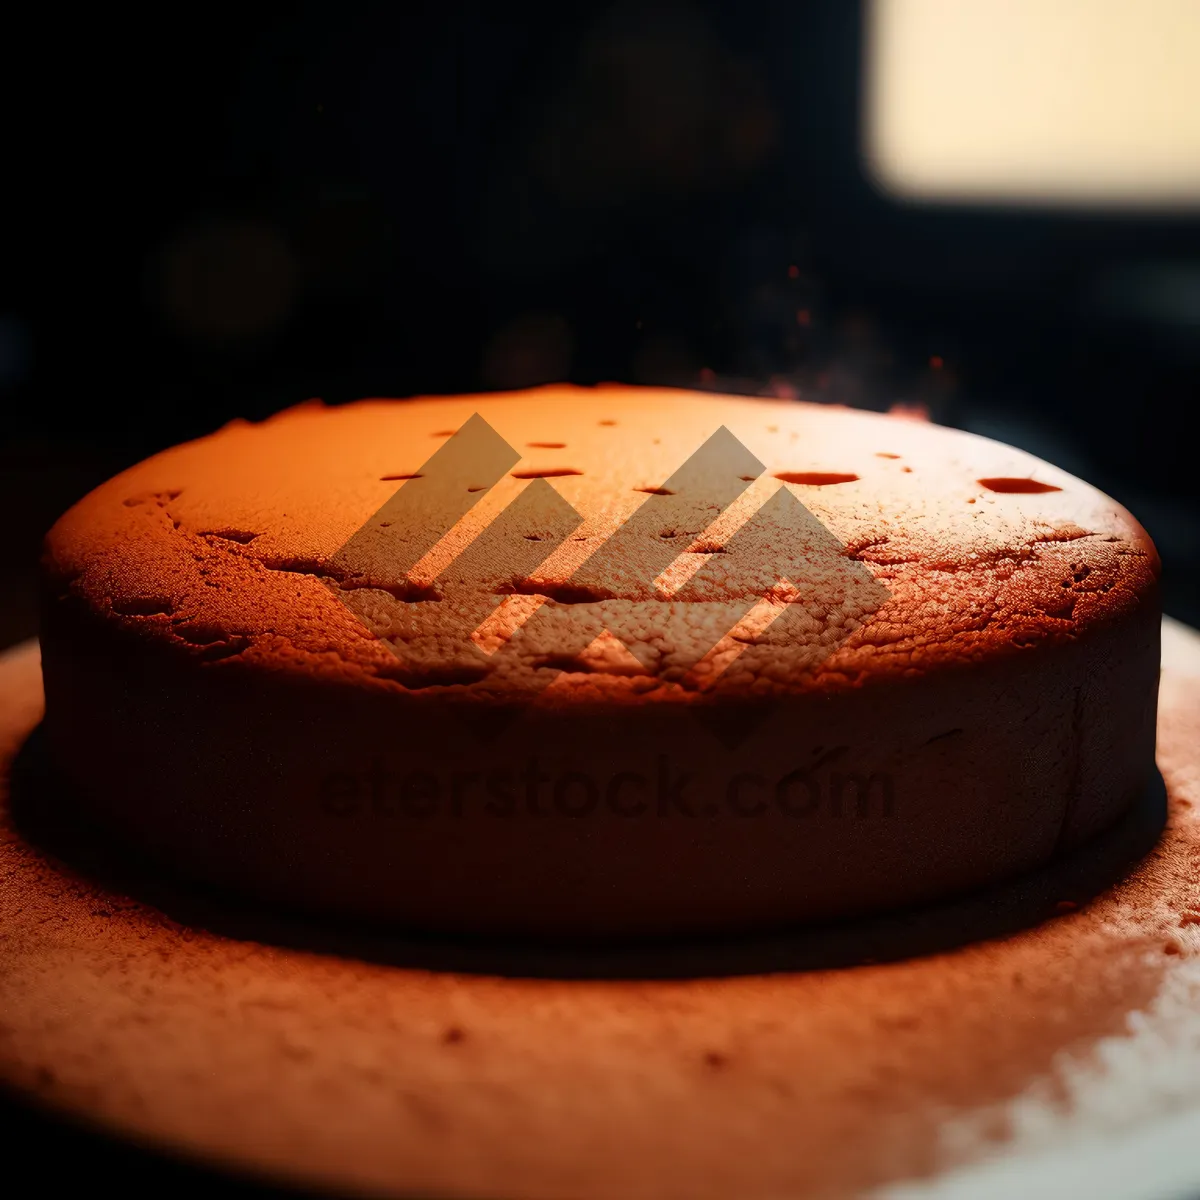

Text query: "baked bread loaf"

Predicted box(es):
[38, 387, 1161, 935]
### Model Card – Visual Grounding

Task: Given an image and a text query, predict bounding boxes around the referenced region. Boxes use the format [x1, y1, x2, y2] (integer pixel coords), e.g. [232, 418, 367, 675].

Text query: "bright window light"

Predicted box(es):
[864, 0, 1200, 207]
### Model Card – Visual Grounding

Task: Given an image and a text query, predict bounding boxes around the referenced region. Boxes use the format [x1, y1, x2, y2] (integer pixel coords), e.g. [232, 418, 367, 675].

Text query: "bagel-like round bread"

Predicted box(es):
[38, 387, 1161, 935]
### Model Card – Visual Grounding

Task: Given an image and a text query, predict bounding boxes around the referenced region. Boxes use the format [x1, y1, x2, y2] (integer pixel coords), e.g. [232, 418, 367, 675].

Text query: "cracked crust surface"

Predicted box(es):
[35, 388, 1163, 935]
[41, 386, 1157, 700]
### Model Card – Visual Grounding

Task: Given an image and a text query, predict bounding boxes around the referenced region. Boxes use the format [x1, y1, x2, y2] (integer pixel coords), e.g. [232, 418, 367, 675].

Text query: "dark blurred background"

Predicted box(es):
[3, 0, 1199, 648]
[1, 0, 1199, 1188]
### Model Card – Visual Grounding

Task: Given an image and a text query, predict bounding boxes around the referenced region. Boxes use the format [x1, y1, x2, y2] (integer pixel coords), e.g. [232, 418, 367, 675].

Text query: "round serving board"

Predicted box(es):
[2, 620, 1199, 1199]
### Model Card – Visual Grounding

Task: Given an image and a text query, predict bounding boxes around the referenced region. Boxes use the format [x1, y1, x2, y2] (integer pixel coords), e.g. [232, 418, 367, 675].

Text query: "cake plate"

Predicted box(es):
[2, 619, 1199, 1199]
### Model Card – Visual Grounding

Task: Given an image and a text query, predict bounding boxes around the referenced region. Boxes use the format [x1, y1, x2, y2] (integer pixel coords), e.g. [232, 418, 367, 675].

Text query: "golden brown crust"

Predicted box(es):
[35, 388, 1163, 936]
[41, 387, 1159, 702]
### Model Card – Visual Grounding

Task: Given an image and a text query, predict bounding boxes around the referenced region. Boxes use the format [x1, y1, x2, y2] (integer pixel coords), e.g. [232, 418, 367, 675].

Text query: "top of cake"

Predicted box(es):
[42, 386, 1158, 704]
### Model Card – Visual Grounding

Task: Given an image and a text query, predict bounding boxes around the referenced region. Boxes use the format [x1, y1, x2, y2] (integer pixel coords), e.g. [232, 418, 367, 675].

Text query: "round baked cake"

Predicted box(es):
[38, 387, 1161, 936]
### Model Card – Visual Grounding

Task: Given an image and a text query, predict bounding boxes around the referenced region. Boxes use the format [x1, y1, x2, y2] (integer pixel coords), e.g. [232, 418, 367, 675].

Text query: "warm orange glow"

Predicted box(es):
[888, 402, 931, 422]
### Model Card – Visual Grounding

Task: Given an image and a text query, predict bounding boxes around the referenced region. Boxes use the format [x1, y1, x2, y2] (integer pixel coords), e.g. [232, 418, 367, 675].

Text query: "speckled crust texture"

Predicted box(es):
[37, 388, 1162, 934]
[41, 387, 1158, 694]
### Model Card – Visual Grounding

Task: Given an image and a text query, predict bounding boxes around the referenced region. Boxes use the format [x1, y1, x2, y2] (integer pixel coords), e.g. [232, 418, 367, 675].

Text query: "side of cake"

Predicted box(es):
[37, 387, 1161, 935]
